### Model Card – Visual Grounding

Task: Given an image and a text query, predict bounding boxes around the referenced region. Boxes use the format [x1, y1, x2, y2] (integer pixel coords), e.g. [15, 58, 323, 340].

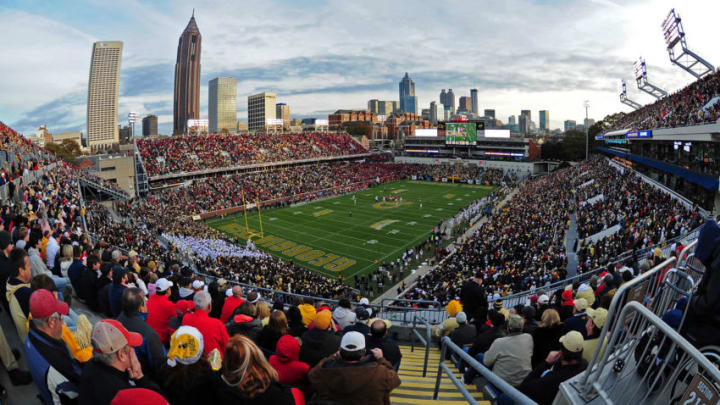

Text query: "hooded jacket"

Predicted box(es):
[226, 314, 263, 341]
[297, 304, 316, 327]
[308, 355, 401, 405]
[299, 327, 341, 368]
[332, 306, 356, 329]
[269, 335, 310, 386]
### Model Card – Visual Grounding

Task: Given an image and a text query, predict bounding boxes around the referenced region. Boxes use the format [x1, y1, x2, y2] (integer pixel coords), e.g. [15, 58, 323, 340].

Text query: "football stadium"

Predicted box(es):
[1, 2, 720, 405]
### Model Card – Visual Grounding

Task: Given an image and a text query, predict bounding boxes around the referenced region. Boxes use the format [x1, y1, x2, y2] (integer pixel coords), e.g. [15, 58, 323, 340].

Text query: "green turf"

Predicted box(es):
[206, 180, 495, 281]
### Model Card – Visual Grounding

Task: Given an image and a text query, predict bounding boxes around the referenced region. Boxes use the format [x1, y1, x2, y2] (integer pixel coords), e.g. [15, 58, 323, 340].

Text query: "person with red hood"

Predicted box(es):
[558, 289, 574, 321]
[220, 286, 244, 324]
[269, 335, 310, 388]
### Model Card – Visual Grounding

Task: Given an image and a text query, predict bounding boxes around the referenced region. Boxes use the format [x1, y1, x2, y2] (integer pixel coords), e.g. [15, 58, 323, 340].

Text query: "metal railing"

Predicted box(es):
[409, 315, 431, 377]
[434, 336, 537, 405]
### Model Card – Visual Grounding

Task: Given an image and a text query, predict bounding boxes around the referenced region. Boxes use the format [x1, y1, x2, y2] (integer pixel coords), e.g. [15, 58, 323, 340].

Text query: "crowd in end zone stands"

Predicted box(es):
[575, 159, 703, 273]
[609, 70, 720, 131]
[137, 132, 366, 176]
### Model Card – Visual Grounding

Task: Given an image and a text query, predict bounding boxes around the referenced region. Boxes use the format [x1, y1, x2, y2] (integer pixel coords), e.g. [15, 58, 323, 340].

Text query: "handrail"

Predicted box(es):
[434, 336, 537, 405]
[409, 314, 431, 377]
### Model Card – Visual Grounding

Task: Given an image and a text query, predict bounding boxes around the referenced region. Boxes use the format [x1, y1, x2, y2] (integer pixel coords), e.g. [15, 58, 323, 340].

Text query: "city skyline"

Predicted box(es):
[2, 0, 720, 136]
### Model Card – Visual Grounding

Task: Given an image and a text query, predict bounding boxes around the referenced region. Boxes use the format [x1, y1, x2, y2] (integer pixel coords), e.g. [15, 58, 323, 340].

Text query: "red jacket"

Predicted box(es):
[146, 293, 176, 345]
[221, 296, 245, 324]
[269, 335, 310, 386]
[182, 308, 229, 358]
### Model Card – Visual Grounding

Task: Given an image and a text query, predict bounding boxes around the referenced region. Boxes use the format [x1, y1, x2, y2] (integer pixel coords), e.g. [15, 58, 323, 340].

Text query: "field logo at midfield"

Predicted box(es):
[371, 219, 399, 230]
[313, 209, 333, 217]
[443, 194, 455, 199]
[252, 234, 356, 272]
[373, 201, 412, 209]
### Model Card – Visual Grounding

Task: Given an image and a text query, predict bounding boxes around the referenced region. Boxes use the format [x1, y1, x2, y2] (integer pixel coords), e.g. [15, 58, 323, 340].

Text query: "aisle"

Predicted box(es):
[565, 211, 579, 277]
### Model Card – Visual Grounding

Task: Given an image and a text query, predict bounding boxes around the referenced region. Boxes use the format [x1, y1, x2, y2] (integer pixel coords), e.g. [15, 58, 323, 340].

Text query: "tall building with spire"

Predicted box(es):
[173, 11, 202, 135]
[398, 72, 417, 114]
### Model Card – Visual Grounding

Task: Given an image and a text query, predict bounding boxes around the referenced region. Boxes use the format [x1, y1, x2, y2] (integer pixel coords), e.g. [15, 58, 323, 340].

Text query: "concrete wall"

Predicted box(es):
[394, 156, 535, 174]
[95, 155, 135, 196]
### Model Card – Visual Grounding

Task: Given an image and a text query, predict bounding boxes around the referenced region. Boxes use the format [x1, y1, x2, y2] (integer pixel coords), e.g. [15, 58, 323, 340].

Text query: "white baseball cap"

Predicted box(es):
[226, 288, 233, 297]
[192, 280, 205, 290]
[156, 278, 173, 292]
[340, 331, 366, 351]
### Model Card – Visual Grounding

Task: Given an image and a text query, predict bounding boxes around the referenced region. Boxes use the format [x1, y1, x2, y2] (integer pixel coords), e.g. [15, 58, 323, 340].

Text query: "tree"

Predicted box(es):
[341, 121, 371, 137]
[45, 139, 82, 163]
[562, 129, 587, 161]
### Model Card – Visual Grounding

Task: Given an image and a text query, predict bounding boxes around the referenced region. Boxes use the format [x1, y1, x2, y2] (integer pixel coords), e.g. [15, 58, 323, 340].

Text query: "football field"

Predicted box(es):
[206, 180, 495, 281]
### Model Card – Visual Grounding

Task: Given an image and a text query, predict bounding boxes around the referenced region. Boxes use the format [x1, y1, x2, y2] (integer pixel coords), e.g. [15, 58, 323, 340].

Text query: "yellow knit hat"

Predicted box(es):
[445, 300, 462, 317]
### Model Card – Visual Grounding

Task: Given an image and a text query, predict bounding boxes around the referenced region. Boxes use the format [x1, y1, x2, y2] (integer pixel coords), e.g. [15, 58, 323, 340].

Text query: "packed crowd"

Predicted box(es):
[137, 132, 367, 176]
[0, 121, 56, 184]
[609, 70, 720, 131]
[575, 159, 703, 272]
[409, 164, 520, 186]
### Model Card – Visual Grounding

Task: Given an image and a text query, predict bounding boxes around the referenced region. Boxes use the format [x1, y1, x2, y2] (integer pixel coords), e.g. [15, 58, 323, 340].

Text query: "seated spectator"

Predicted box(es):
[146, 278, 176, 346]
[468, 310, 507, 358]
[367, 319, 402, 370]
[562, 298, 589, 338]
[78, 255, 101, 310]
[117, 288, 166, 379]
[97, 263, 114, 316]
[558, 289, 574, 321]
[431, 299, 462, 337]
[536, 294, 551, 320]
[256, 301, 271, 327]
[6, 247, 33, 340]
[522, 306, 539, 335]
[217, 335, 297, 405]
[531, 308, 564, 368]
[182, 291, 229, 361]
[25, 289, 81, 404]
[161, 326, 217, 405]
[226, 302, 263, 341]
[298, 297, 316, 327]
[286, 306, 307, 338]
[220, 287, 243, 324]
[583, 308, 608, 363]
[109, 267, 129, 317]
[575, 283, 595, 307]
[332, 298, 356, 329]
[308, 331, 400, 405]
[448, 312, 476, 349]
[79, 319, 162, 405]
[67, 246, 86, 297]
[342, 307, 371, 336]
[481, 315, 533, 387]
[258, 310, 288, 354]
[300, 310, 341, 368]
[27, 234, 69, 297]
[493, 300, 509, 320]
[519, 331, 588, 405]
[177, 277, 195, 302]
[269, 334, 310, 388]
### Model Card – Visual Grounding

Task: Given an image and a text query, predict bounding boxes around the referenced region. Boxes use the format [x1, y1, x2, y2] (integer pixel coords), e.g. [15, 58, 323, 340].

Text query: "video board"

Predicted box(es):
[445, 123, 477, 145]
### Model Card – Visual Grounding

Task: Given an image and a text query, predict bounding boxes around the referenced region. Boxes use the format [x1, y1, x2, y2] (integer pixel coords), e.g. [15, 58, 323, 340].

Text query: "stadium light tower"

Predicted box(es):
[584, 100, 590, 160]
[128, 112, 138, 138]
[662, 9, 715, 79]
[619, 79, 642, 110]
[633, 57, 668, 100]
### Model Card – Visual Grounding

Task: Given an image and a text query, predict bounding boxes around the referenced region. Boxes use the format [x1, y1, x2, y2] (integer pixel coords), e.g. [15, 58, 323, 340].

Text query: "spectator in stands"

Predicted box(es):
[161, 326, 217, 405]
[300, 310, 341, 368]
[342, 306, 370, 336]
[481, 315, 533, 387]
[217, 335, 297, 404]
[309, 331, 400, 405]
[531, 308, 564, 368]
[683, 219, 720, 348]
[332, 298, 356, 329]
[286, 305, 307, 338]
[78, 255, 101, 310]
[367, 319, 402, 370]
[536, 294, 551, 320]
[583, 308, 608, 363]
[256, 301, 271, 326]
[220, 286, 244, 323]
[146, 278, 176, 346]
[111, 388, 169, 405]
[493, 300, 509, 320]
[298, 297, 316, 327]
[79, 319, 162, 405]
[0, 230, 15, 311]
[448, 312, 476, 350]
[117, 288, 166, 379]
[226, 302, 263, 341]
[45, 231, 61, 273]
[468, 310, 507, 359]
[519, 331, 588, 405]
[558, 289, 574, 321]
[522, 306, 539, 335]
[269, 334, 310, 388]
[563, 298, 590, 338]
[207, 279, 226, 319]
[67, 246, 86, 297]
[109, 266, 128, 317]
[25, 289, 80, 404]
[575, 283, 595, 307]
[257, 310, 288, 354]
[182, 291, 229, 359]
[7, 247, 33, 340]
[460, 271, 487, 322]
[97, 263, 114, 316]
[432, 299, 462, 338]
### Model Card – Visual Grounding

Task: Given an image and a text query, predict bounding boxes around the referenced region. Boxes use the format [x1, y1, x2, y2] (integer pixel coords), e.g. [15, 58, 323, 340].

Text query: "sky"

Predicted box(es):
[1, 0, 719, 136]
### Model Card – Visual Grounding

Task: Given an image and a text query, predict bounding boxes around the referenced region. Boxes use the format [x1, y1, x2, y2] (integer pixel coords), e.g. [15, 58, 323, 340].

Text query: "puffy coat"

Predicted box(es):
[269, 335, 310, 386]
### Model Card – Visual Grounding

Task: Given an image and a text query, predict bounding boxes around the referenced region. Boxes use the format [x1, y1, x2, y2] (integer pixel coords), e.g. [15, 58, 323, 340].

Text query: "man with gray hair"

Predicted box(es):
[181, 290, 229, 358]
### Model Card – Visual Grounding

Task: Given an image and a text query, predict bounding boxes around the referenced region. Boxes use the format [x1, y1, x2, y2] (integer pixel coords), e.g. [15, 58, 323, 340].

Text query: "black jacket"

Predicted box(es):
[531, 324, 564, 368]
[96, 278, 112, 317]
[449, 324, 477, 348]
[226, 315, 263, 342]
[117, 312, 166, 379]
[160, 363, 218, 405]
[299, 328, 341, 368]
[0, 253, 10, 310]
[342, 322, 370, 337]
[468, 326, 506, 357]
[78, 268, 99, 310]
[366, 335, 402, 368]
[215, 378, 295, 405]
[519, 359, 587, 405]
[685, 241, 720, 347]
[78, 359, 162, 405]
[257, 326, 284, 353]
[459, 280, 486, 320]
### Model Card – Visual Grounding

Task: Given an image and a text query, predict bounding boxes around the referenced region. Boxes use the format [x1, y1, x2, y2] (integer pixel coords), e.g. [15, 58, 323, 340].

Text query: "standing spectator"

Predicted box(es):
[25, 289, 80, 405]
[299, 310, 341, 368]
[161, 326, 217, 405]
[367, 319, 402, 370]
[269, 334, 310, 388]
[182, 291, 229, 360]
[460, 271, 487, 322]
[117, 288, 166, 379]
[79, 319, 162, 405]
[308, 331, 401, 405]
[217, 335, 297, 405]
[6, 247, 33, 340]
[146, 278, 176, 346]
[482, 314, 533, 387]
[518, 331, 587, 405]
[531, 308, 564, 368]
[220, 286, 245, 323]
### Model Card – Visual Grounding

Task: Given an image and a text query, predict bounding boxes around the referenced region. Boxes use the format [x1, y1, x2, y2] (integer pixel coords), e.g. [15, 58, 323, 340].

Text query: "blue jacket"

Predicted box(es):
[67, 259, 86, 296]
[25, 324, 82, 405]
[109, 284, 127, 317]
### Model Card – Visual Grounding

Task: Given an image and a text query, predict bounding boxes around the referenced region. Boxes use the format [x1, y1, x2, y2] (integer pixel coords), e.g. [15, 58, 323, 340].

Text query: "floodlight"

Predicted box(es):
[662, 9, 715, 79]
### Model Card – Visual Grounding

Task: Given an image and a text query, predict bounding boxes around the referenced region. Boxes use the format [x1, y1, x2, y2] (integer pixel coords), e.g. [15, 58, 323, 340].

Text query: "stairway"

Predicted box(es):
[391, 345, 488, 405]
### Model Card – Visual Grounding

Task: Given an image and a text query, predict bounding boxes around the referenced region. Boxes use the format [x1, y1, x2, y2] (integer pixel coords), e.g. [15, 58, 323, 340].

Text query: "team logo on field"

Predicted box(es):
[313, 209, 333, 217]
[371, 219, 399, 230]
[373, 201, 412, 209]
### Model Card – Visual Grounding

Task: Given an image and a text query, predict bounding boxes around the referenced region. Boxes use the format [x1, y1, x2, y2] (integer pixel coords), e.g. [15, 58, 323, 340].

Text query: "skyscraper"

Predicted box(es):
[508, 115, 516, 125]
[564, 120, 577, 132]
[446, 89, 456, 114]
[173, 11, 201, 135]
[539, 110, 550, 131]
[470, 89, 478, 115]
[519, 110, 531, 134]
[142, 115, 158, 136]
[399, 73, 417, 114]
[484, 109, 496, 119]
[247, 92, 276, 132]
[440, 90, 447, 107]
[276, 103, 291, 128]
[208, 77, 237, 133]
[429, 101, 438, 125]
[368, 99, 396, 115]
[87, 41, 123, 151]
[458, 96, 471, 113]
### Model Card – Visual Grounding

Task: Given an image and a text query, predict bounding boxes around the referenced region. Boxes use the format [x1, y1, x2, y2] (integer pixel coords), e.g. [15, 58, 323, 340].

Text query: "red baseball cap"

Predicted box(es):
[562, 289, 573, 301]
[111, 388, 168, 405]
[92, 319, 142, 354]
[30, 289, 69, 319]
